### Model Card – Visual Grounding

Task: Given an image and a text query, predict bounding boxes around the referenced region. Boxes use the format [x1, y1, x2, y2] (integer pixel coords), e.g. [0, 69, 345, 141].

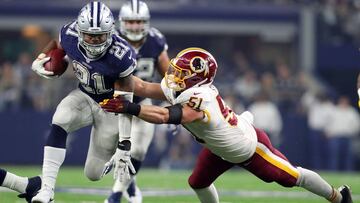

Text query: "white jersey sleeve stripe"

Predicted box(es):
[119, 61, 136, 78]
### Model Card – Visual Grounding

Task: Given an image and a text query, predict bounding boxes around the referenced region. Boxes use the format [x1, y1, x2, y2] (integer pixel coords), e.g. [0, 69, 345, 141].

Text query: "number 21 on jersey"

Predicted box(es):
[72, 61, 112, 94]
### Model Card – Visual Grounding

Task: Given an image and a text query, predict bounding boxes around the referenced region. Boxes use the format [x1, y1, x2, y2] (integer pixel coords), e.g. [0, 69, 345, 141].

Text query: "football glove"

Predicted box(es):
[100, 96, 140, 116]
[31, 53, 56, 79]
[100, 96, 130, 113]
[104, 140, 136, 182]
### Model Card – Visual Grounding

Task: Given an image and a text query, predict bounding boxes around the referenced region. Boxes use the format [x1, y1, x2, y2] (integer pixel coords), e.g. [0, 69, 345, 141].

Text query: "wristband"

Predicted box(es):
[127, 103, 141, 116]
[118, 140, 131, 151]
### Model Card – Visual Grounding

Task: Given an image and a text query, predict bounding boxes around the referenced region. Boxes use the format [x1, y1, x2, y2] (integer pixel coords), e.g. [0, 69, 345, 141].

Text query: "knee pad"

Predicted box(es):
[46, 124, 68, 148]
[52, 108, 75, 132]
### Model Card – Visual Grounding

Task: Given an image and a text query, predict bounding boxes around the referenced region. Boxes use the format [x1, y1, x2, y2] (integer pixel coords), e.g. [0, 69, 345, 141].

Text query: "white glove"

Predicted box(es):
[104, 140, 136, 182]
[31, 53, 56, 79]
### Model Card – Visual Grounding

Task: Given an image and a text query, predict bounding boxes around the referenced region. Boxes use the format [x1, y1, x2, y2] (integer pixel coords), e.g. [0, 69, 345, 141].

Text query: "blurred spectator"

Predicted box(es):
[259, 72, 278, 102]
[160, 129, 197, 170]
[0, 62, 22, 110]
[248, 92, 283, 147]
[234, 70, 261, 105]
[222, 94, 245, 115]
[305, 92, 334, 170]
[325, 96, 360, 171]
[274, 59, 305, 112]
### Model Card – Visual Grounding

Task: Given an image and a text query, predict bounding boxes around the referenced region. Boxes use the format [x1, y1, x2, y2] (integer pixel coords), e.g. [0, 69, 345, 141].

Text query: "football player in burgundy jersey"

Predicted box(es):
[1, 2, 137, 203]
[105, 1, 170, 203]
[101, 47, 353, 203]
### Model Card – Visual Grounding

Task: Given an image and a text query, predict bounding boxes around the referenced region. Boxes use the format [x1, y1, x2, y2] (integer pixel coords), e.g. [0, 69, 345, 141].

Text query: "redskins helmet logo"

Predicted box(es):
[190, 56, 209, 76]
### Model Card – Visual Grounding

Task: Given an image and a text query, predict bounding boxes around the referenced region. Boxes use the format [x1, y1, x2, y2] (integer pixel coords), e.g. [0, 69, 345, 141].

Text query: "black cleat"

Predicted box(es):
[339, 185, 353, 203]
[17, 176, 42, 203]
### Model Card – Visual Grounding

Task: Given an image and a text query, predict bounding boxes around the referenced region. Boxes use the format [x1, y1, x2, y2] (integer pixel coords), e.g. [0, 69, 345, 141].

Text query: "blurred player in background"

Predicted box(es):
[4, 1, 138, 202]
[105, 1, 169, 203]
[101, 47, 353, 203]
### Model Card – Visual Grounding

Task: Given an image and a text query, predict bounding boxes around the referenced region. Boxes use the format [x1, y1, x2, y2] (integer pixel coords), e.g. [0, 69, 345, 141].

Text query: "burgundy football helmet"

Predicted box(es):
[165, 47, 218, 91]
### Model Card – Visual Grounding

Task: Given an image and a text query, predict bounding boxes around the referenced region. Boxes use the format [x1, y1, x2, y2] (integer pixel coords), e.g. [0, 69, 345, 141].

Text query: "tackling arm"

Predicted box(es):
[101, 97, 204, 125]
[132, 76, 167, 100]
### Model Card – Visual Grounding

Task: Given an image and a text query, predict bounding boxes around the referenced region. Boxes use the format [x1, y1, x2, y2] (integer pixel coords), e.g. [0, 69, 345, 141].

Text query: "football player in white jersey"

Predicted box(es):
[0, 2, 138, 203]
[105, 1, 169, 203]
[101, 47, 353, 203]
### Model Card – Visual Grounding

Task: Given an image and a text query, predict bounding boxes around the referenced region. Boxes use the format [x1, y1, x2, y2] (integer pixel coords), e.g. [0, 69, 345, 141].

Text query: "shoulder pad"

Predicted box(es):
[148, 27, 168, 51]
[176, 87, 211, 111]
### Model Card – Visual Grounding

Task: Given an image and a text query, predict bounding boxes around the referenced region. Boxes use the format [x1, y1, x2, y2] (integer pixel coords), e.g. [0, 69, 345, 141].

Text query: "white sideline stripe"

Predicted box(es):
[1, 187, 359, 200]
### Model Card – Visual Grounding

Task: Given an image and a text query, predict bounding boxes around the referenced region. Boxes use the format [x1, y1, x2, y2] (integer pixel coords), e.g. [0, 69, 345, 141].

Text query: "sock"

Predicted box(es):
[41, 146, 66, 190]
[193, 184, 219, 203]
[0, 168, 6, 185]
[0, 168, 28, 193]
[126, 158, 142, 196]
[296, 167, 342, 203]
[127, 180, 136, 197]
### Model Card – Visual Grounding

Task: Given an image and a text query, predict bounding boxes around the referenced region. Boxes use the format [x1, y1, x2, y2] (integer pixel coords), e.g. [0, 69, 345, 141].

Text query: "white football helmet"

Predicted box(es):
[119, 0, 150, 41]
[77, 1, 114, 58]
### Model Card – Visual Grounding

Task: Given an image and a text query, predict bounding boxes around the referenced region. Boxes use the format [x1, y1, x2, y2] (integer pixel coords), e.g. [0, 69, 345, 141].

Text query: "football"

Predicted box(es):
[44, 48, 68, 76]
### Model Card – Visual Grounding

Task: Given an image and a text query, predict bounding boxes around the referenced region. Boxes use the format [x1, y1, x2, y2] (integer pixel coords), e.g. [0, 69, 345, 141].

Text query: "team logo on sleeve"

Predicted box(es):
[190, 56, 208, 76]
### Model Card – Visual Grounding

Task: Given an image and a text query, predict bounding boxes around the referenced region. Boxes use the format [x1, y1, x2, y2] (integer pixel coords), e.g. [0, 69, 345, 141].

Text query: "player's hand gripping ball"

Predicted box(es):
[44, 48, 68, 76]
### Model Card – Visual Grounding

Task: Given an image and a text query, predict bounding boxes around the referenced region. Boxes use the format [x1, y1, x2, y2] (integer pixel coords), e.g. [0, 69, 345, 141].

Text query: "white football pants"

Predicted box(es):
[52, 89, 120, 181]
[130, 98, 155, 161]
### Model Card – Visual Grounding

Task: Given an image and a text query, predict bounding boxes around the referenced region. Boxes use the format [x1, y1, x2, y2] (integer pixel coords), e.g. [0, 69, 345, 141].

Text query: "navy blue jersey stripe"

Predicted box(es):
[97, 2, 100, 27]
[137, 0, 140, 13]
[130, 0, 134, 13]
[90, 2, 94, 27]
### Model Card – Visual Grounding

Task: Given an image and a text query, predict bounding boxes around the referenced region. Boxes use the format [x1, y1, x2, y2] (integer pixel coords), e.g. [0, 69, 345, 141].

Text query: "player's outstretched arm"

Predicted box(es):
[100, 97, 204, 124]
[132, 76, 167, 100]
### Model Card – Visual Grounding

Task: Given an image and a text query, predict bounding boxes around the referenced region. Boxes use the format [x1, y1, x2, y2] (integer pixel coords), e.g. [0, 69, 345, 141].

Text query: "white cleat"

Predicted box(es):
[31, 186, 54, 203]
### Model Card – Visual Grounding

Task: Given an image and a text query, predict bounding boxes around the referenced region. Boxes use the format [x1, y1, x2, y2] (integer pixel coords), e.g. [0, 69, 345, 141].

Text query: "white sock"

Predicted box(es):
[2, 172, 28, 193]
[112, 175, 134, 192]
[296, 167, 342, 203]
[193, 184, 219, 203]
[41, 146, 66, 190]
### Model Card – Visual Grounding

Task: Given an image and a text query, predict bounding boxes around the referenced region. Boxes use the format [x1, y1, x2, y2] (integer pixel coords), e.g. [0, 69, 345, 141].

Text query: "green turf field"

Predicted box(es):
[0, 166, 359, 203]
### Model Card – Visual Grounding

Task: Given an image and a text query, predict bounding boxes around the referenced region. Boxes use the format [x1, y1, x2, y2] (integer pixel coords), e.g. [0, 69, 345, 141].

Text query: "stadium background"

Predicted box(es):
[0, 0, 360, 179]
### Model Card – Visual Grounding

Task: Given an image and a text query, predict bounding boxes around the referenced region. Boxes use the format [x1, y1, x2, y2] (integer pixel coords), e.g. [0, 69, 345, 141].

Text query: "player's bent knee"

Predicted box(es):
[84, 167, 102, 181]
[84, 159, 105, 181]
[188, 174, 212, 189]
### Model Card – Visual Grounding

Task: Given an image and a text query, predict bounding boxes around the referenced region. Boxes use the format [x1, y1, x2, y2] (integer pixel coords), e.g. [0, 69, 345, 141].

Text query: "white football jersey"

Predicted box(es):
[161, 79, 257, 163]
